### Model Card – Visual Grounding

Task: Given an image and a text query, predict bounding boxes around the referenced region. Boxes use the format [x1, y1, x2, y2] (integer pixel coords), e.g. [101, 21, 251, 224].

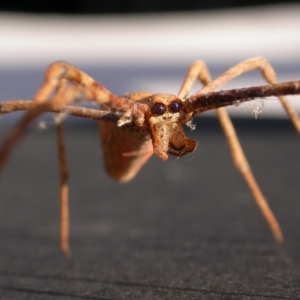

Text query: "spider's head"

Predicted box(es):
[140, 93, 197, 161]
[144, 94, 186, 124]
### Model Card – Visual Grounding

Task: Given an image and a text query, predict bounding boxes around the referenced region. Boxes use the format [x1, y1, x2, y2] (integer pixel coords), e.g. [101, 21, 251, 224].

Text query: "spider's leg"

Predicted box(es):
[215, 107, 283, 242]
[0, 83, 136, 174]
[1, 100, 129, 258]
[192, 57, 300, 133]
[33, 61, 113, 105]
[54, 78, 71, 258]
[56, 121, 70, 257]
[0, 61, 138, 170]
[181, 57, 287, 243]
[176, 60, 212, 129]
[34, 61, 146, 115]
[177, 60, 212, 99]
[0, 63, 147, 257]
[0, 100, 123, 122]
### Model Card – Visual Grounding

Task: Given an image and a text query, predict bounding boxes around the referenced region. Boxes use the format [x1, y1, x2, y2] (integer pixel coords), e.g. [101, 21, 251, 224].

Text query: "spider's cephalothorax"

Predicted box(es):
[99, 92, 197, 182]
[140, 93, 197, 161]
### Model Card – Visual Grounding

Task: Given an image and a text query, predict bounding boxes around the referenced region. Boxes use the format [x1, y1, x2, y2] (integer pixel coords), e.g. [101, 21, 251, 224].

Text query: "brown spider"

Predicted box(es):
[0, 57, 300, 257]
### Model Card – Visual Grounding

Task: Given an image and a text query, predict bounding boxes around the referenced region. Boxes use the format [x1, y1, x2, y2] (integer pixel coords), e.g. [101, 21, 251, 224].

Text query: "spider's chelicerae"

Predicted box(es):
[1, 57, 300, 257]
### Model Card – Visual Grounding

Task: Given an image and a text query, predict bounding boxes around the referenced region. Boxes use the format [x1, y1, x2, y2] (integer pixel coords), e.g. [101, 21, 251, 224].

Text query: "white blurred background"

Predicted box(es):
[0, 3, 300, 120]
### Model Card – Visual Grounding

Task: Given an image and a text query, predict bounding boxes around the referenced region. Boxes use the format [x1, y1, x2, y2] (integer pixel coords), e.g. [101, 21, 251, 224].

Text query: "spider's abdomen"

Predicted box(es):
[99, 121, 153, 183]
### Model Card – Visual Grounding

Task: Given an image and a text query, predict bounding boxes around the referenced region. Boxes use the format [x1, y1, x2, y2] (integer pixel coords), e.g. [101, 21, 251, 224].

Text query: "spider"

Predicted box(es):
[0, 57, 300, 257]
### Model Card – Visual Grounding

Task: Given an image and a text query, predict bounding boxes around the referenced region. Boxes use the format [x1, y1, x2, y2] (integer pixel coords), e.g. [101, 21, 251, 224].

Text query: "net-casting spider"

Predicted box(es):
[1, 56, 300, 257]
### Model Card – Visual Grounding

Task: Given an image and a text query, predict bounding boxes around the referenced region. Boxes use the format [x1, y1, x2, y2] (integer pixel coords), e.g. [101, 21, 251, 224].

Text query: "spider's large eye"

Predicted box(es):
[151, 103, 166, 116]
[168, 100, 182, 113]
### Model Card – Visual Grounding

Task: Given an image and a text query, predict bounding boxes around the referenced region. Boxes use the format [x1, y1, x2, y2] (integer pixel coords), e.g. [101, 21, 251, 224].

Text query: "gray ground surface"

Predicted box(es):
[0, 117, 299, 299]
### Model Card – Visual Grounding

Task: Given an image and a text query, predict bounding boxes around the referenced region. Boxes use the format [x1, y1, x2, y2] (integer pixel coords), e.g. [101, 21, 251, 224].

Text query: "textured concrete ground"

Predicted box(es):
[0, 117, 299, 299]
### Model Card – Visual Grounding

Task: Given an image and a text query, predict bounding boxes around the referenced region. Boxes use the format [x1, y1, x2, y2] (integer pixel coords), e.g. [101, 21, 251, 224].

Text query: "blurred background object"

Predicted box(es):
[0, 1, 300, 120]
[0, 0, 300, 13]
[1, 1, 299, 193]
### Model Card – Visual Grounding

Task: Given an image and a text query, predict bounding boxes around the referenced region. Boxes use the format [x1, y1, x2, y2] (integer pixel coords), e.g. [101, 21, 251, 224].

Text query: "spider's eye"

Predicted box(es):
[151, 103, 166, 116]
[168, 100, 182, 113]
